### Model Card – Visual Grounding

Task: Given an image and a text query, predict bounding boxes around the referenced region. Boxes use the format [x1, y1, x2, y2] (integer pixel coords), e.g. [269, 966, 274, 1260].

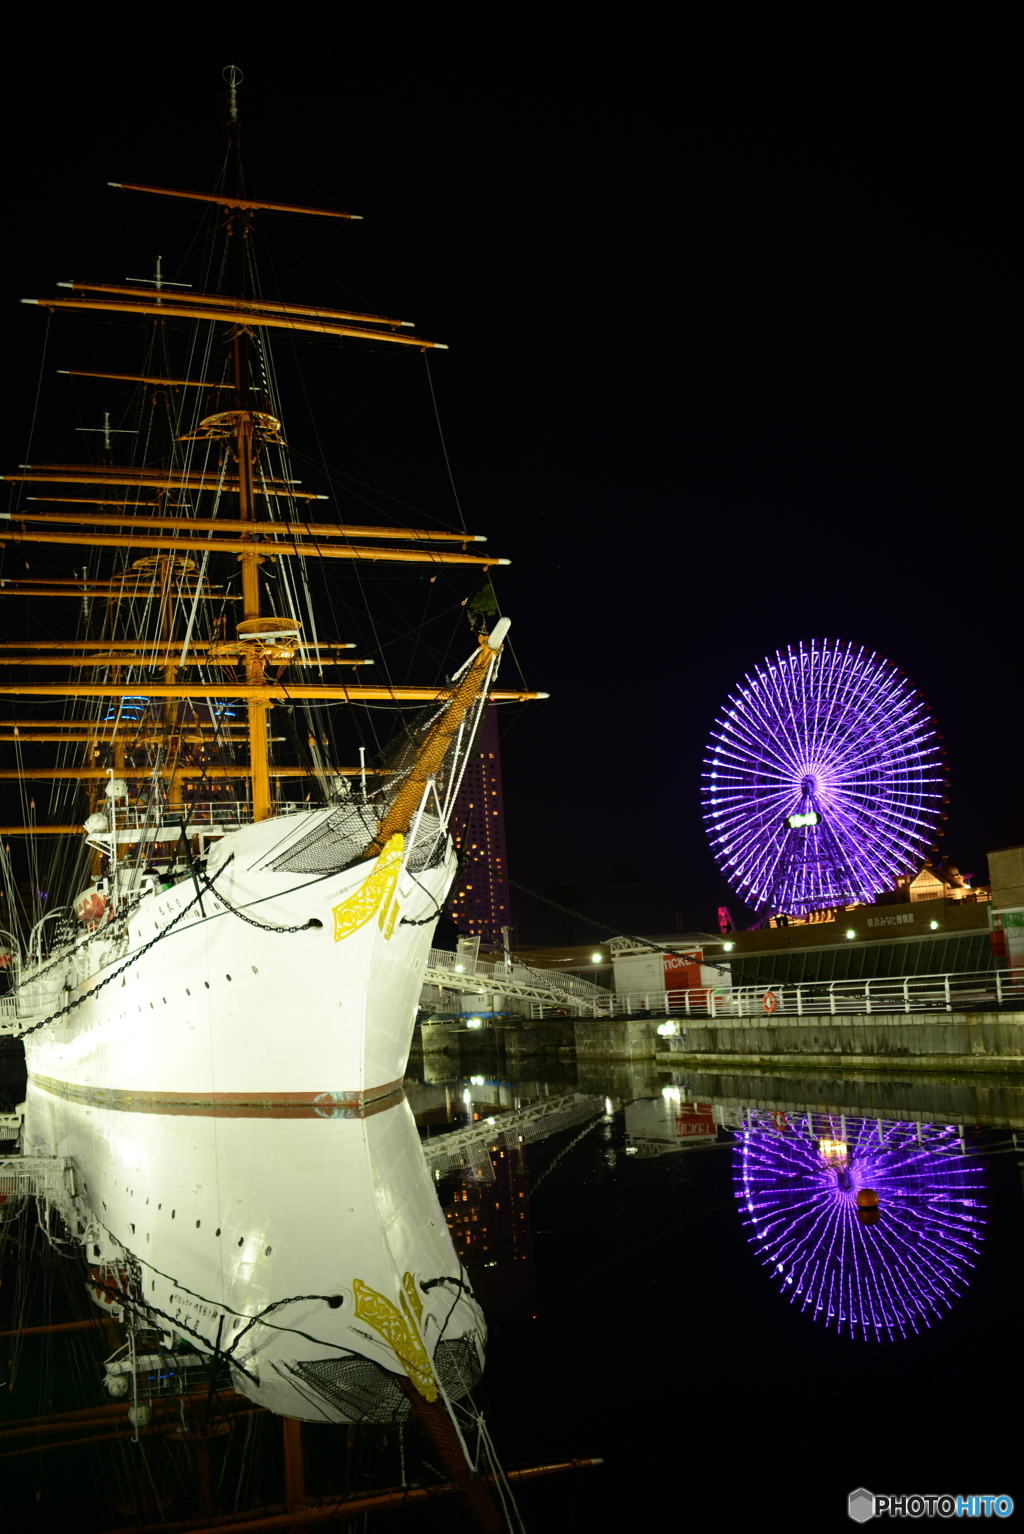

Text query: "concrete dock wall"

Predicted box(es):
[676, 1068, 1024, 1127]
[574, 1018, 666, 1061]
[576, 1012, 1024, 1071]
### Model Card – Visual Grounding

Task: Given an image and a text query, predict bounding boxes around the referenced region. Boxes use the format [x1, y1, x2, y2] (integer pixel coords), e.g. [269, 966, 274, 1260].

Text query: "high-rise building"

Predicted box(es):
[446, 706, 511, 944]
[442, 1143, 535, 1318]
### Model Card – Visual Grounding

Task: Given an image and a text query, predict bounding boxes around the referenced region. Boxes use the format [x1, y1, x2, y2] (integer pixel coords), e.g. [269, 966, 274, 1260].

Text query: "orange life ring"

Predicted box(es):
[771, 1110, 788, 1131]
[762, 990, 778, 1015]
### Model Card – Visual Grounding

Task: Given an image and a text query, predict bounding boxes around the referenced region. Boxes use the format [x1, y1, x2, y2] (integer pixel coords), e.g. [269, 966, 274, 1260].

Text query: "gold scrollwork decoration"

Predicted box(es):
[352, 1275, 436, 1400]
[332, 834, 404, 943]
[402, 1270, 424, 1326]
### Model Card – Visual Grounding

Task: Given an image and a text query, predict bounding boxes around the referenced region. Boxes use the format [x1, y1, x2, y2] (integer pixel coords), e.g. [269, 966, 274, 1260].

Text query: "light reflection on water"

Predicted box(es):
[2, 1047, 1021, 1525]
[418, 1054, 1024, 1517]
[734, 1113, 986, 1341]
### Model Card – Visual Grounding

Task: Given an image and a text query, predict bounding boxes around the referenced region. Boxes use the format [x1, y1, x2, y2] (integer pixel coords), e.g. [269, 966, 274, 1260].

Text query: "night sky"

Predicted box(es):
[2, 23, 1018, 943]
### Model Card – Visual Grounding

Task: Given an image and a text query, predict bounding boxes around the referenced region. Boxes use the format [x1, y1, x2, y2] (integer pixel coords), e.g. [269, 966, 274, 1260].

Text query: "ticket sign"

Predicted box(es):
[663, 951, 702, 991]
[676, 1102, 716, 1139]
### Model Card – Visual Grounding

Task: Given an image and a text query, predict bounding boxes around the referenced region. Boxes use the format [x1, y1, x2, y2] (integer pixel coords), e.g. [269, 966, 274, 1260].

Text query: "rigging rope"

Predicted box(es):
[198, 863, 320, 935]
[452, 847, 736, 976]
[12, 869, 228, 1040]
[529, 1115, 606, 1196]
[423, 353, 467, 533]
[6, 310, 51, 520]
[12, 849, 328, 1041]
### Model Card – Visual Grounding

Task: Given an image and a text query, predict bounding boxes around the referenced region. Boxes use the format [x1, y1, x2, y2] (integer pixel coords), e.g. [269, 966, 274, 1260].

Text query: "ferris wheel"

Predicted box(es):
[702, 640, 944, 918]
[735, 1116, 985, 1342]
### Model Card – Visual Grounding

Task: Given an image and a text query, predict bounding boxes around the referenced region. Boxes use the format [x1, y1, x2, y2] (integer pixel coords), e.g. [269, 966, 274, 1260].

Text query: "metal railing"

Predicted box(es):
[96, 799, 319, 841]
[591, 969, 1024, 1018]
[420, 1093, 608, 1169]
[579, 968, 1024, 1020]
[0, 1156, 70, 1202]
[425, 947, 608, 1006]
[422, 953, 1024, 1021]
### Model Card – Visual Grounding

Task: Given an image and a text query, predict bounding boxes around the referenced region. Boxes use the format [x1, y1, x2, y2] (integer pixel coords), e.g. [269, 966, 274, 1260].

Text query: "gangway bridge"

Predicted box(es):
[421, 947, 608, 1015]
[0, 1113, 77, 1210]
[420, 1092, 610, 1171]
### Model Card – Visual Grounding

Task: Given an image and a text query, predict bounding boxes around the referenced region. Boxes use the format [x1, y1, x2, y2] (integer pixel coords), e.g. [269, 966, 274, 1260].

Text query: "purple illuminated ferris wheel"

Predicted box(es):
[735, 1115, 985, 1342]
[702, 640, 945, 918]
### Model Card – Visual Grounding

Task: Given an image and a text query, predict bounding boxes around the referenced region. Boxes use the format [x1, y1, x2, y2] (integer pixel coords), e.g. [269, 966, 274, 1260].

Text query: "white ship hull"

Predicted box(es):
[18, 804, 486, 1423]
[23, 1078, 485, 1423]
[23, 805, 454, 1104]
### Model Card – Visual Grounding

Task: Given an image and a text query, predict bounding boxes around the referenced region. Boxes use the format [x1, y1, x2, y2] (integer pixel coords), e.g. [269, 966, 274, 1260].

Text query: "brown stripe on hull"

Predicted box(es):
[29, 1074, 405, 1119]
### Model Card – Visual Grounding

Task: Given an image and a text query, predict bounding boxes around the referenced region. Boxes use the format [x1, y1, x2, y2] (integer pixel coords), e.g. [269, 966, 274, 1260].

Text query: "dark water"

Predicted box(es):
[423, 1055, 1024, 1530]
[2, 1046, 1021, 1530]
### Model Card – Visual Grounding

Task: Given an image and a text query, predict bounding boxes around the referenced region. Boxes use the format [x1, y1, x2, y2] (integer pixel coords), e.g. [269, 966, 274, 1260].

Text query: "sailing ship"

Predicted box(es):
[0, 68, 544, 1426]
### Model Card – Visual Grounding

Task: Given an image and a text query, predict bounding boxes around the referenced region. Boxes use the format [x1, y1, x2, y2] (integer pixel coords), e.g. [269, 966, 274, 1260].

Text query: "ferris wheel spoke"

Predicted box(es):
[717, 713, 804, 777]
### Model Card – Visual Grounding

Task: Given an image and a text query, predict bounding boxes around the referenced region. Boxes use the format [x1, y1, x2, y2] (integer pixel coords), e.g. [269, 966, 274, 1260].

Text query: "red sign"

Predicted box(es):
[676, 1103, 716, 1138]
[663, 952, 702, 991]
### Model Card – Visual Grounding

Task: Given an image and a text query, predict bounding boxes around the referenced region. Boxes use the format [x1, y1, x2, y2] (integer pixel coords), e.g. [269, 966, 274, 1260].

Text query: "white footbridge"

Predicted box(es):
[420, 946, 608, 1016]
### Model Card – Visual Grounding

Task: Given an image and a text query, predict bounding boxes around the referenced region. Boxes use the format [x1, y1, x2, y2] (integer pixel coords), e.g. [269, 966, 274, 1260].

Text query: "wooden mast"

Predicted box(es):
[6, 510, 490, 545]
[0, 523, 508, 567]
[3, 92, 543, 853]
[231, 335, 273, 820]
[23, 294, 449, 350]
